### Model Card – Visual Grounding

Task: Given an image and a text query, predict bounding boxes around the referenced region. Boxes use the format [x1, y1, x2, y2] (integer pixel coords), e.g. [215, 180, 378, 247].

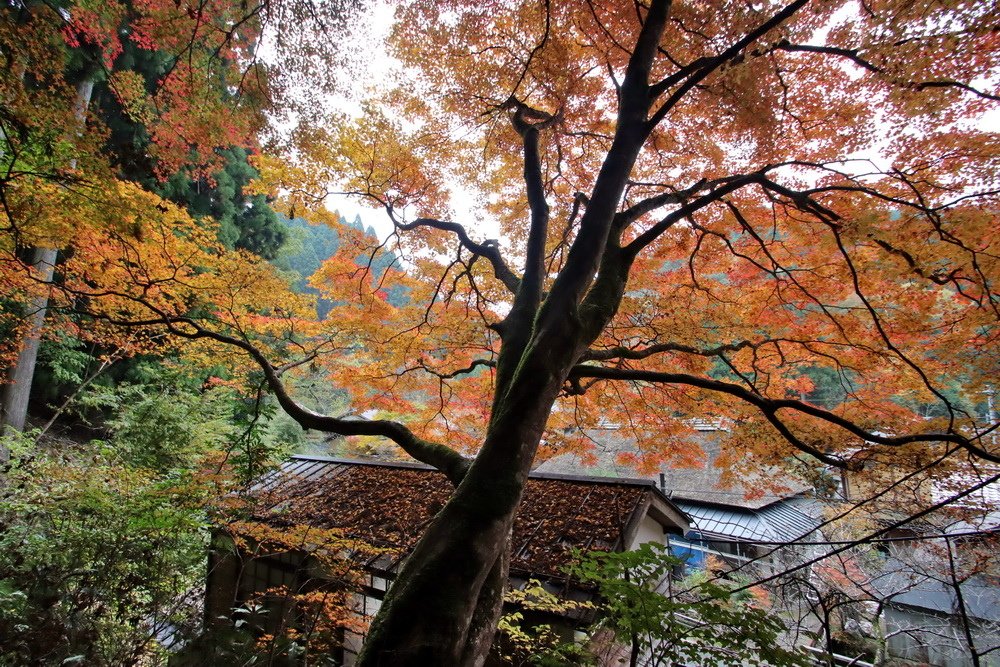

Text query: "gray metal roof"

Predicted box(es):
[675, 502, 769, 541]
[675, 496, 822, 543]
[251, 455, 357, 491]
[874, 556, 1000, 622]
[756, 497, 824, 542]
[534, 426, 827, 545]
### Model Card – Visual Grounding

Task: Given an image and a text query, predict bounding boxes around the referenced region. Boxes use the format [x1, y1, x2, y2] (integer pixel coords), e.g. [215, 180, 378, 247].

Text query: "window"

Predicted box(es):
[236, 552, 304, 636]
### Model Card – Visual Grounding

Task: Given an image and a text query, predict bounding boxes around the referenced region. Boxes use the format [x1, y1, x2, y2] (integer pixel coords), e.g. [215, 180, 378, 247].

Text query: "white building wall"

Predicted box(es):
[628, 513, 666, 550]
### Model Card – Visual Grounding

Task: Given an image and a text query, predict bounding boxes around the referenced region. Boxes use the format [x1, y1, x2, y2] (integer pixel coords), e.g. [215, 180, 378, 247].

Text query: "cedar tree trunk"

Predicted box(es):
[1, 78, 94, 444]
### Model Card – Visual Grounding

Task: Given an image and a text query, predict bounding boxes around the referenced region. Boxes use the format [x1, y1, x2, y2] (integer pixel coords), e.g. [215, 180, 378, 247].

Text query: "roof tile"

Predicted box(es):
[246, 456, 659, 580]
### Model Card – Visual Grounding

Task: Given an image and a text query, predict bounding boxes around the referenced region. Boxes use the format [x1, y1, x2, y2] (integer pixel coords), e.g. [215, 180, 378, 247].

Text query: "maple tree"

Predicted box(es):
[255, 1, 1000, 663]
[3, 0, 1000, 664]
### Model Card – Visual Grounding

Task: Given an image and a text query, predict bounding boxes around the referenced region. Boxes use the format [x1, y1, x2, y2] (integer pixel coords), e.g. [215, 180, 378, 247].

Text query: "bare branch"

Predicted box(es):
[567, 364, 1000, 465]
[392, 215, 521, 295]
[726, 470, 1000, 595]
[775, 41, 1000, 102]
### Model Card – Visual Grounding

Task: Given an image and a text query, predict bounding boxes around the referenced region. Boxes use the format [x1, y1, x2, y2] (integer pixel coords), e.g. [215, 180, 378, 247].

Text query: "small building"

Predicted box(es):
[534, 425, 824, 571]
[205, 455, 689, 665]
[870, 523, 1000, 667]
[878, 567, 1000, 666]
[840, 463, 1000, 665]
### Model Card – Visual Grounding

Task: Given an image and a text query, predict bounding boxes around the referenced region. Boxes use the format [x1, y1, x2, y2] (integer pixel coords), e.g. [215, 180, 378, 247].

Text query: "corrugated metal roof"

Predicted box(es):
[676, 497, 822, 544]
[676, 502, 772, 541]
[756, 497, 823, 543]
[253, 456, 351, 490]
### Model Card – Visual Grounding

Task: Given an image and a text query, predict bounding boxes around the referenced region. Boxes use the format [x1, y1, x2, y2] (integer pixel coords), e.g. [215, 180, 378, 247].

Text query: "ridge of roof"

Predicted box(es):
[289, 454, 667, 489]
[286, 454, 687, 522]
[534, 429, 812, 510]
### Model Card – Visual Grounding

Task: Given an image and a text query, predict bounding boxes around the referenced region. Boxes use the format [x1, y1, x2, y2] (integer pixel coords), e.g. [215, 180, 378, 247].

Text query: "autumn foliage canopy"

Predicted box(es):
[2, 0, 999, 663]
[253, 0, 1000, 478]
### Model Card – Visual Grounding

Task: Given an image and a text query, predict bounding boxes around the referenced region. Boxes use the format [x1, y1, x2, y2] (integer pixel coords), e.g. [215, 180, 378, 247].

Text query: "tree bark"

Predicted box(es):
[460, 548, 510, 667]
[355, 372, 565, 666]
[1, 246, 58, 435]
[0, 77, 94, 448]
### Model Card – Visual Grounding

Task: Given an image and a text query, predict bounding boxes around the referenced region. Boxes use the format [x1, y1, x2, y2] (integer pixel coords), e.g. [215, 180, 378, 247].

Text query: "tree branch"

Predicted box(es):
[567, 365, 1000, 465]
[775, 42, 1000, 102]
[539, 0, 671, 323]
[188, 323, 472, 484]
[392, 215, 521, 295]
[647, 0, 810, 129]
[403, 358, 496, 380]
[753, 177, 976, 429]
[623, 172, 763, 259]
[581, 340, 754, 362]
[73, 306, 472, 484]
[493, 102, 553, 390]
[613, 177, 709, 228]
[510, 101, 553, 316]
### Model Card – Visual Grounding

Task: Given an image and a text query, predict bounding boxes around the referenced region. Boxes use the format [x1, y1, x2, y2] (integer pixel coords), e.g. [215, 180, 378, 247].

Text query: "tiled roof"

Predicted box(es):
[246, 455, 683, 581]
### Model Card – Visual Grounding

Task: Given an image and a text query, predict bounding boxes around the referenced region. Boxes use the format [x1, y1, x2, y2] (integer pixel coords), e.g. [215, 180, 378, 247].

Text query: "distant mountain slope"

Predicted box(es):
[273, 213, 406, 318]
[534, 425, 813, 509]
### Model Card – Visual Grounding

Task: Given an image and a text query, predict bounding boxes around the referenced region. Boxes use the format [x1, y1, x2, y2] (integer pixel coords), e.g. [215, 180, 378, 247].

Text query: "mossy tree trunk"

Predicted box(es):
[352, 5, 671, 664]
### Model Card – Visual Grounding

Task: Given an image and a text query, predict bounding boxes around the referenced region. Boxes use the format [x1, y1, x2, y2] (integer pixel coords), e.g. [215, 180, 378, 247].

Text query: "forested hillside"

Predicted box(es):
[277, 213, 406, 318]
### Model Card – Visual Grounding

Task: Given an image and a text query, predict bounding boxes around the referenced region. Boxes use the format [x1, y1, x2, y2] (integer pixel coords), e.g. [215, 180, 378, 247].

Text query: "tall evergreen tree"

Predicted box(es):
[95, 41, 286, 259]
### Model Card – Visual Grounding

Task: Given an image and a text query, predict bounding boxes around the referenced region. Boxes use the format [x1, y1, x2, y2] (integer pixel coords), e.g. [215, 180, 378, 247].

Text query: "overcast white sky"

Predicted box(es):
[323, 1, 405, 239]
[321, 1, 1000, 243]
